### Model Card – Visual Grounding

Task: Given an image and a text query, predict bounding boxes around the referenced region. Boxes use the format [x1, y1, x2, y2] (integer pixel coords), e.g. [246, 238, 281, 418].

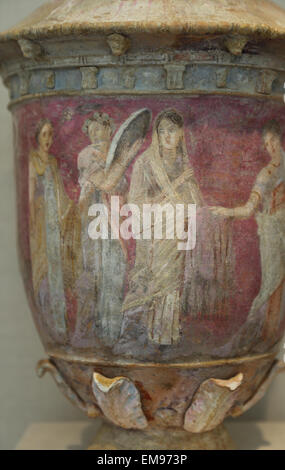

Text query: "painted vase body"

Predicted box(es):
[1, 0, 285, 448]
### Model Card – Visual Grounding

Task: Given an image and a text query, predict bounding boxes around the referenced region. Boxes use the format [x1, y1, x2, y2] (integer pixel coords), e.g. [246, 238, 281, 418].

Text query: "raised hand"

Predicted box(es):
[122, 138, 144, 166]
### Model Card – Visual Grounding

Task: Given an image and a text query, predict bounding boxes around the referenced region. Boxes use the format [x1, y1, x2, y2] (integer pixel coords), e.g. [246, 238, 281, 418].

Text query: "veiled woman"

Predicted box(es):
[29, 119, 79, 338]
[122, 109, 204, 345]
[211, 120, 285, 348]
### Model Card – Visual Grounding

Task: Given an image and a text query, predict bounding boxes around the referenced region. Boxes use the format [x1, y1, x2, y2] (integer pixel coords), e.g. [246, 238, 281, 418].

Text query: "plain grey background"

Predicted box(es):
[0, 0, 285, 451]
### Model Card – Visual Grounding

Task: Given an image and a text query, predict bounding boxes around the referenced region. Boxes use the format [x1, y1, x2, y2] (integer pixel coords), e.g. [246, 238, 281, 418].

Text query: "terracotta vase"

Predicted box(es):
[1, 0, 285, 450]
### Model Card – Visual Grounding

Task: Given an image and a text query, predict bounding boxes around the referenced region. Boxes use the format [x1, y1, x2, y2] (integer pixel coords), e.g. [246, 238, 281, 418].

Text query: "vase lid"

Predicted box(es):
[0, 0, 285, 41]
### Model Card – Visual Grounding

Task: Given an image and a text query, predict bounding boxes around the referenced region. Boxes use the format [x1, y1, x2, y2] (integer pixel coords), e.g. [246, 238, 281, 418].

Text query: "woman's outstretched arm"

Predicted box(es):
[209, 164, 275, 219]
[209, 191, 260, 219]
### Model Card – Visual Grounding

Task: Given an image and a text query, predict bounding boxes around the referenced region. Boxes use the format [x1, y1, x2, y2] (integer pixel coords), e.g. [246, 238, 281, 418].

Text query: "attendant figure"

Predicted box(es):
[29, 119, 79, 337]
[211, 120, 285, 346]
[75, 112, 131, 344]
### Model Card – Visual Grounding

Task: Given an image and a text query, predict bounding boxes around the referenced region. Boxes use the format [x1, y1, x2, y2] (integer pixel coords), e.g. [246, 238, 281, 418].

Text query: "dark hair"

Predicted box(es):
[155, 109, 184, 131]
[262, 119, 282, 140]
[82, 112, 115, 136]
[35, 119, 53, 144]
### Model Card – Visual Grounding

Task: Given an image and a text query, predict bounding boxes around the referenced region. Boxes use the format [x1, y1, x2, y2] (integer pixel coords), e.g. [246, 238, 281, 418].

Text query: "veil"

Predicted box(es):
[145, 112, 204, 207]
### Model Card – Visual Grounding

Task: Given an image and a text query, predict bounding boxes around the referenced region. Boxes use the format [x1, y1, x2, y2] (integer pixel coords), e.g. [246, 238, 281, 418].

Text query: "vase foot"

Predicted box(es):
[88, 422, 235, 450]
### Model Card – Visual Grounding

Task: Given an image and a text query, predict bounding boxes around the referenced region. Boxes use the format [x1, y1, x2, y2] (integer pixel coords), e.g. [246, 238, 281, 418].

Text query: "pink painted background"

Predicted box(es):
[13, 94, 285, 357]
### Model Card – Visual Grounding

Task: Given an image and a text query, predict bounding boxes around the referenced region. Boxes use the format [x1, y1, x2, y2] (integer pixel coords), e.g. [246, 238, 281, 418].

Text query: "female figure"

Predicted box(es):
[211, 120, 285, 345]
[29, 119, 74, 337]
[122, 109, 204, 345]
[76, 112, 131, 344]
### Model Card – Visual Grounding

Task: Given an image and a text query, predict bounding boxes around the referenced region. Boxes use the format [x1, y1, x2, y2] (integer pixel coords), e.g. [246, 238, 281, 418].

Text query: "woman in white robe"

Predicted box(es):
[122, 109, 204, 345]
[75, 112, 131, 345]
